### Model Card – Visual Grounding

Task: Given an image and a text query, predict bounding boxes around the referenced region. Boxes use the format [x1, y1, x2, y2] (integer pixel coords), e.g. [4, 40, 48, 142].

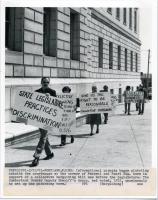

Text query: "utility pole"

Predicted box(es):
[146, 49, 150, 99]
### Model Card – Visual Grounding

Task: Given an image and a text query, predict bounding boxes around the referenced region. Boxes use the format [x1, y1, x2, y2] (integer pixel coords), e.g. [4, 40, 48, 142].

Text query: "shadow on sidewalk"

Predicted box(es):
[13, 144, 62, 151]
[54, 134, 91, 138]
[114, 113, 139, 117]
[73, 133, 91, 138]
[5, 160, 33, 167]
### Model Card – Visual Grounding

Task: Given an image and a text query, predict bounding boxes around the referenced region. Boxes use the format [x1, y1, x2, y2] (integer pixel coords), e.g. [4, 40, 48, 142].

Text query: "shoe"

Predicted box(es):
[30, 158, 39, 167]
[96, 129, 99, 133]
[70, 136, 74, 143]
[127, 113, 131, 115]
[138, 112, 141, 115]
[43, 152, 54, 160]
[90, 133, 93, 136]
[104, 121, 107, 124]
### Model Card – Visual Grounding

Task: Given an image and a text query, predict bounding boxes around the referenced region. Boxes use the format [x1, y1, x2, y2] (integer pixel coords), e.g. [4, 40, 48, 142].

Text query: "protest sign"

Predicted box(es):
[124, 91, 144, 103]
[110, 94, 118, 108]
[12, 89, 64, 133]
[56, 94, 76, 135]
[79, 92, 112, 114]
[124, 91, 135, 103]
[134, 91, 144, 102]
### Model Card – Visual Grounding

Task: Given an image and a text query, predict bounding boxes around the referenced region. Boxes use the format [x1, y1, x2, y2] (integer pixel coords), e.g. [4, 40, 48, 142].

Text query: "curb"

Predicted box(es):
[5, 104, 126, 146]
[5, 114, 88, 147]
[5, 130, 40, 147]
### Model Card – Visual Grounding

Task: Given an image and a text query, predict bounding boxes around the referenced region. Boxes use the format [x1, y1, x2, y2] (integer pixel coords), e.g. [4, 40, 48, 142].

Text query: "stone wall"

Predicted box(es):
[5, 7, 141, 122]
[6, 7, 141, 79]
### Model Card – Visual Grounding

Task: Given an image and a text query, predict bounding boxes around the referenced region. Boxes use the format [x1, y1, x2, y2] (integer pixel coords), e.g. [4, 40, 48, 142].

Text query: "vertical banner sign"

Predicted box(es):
[79, 92, 112, 114]
[12, 89, 64, 134]
[134, 91, 144, 102]
[110, 94, 118, 108]
[57, 94, 76, 135]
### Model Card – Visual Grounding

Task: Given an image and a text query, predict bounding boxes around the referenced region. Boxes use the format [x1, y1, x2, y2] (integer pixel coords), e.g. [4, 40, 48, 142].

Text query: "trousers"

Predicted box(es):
[103, 113, 108, 122]
[136, 102, 139, 111]
[139, 101, 144, 114]
[34, 128, 52, 158]
[125, 103, 131, 114]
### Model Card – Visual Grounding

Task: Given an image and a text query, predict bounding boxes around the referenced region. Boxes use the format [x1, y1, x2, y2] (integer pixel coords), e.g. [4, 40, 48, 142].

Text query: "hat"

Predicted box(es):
[62, 86, 71, 93]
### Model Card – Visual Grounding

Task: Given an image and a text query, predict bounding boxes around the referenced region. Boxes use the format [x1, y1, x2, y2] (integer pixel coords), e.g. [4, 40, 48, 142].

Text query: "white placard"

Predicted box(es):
[79, 92, 112, 114]
[125, 91, 144, 103]
[57, 94, 76, 135]
[12, 89, 64, 133]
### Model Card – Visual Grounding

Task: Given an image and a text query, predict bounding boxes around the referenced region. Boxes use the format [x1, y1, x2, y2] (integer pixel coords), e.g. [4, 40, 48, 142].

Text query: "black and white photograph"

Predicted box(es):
[0, 0, 157, 197]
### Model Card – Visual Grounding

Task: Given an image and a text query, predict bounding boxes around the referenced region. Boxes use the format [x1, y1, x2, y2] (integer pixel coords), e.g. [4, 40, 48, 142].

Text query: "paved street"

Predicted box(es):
[5, 102, 152, 168]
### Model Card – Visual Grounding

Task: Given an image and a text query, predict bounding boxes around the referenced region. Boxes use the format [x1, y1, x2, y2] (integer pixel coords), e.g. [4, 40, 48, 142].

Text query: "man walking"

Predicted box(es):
[100, 85, 109, 124]
[30, 77, 56, 167]
[138, 85, 145, 115]
[123, 86, 131, 115]
[135, 86, 139, 111]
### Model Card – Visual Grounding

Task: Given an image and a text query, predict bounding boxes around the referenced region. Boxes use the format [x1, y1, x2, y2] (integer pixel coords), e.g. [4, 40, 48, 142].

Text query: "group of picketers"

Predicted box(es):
[123, 84, 146, 116]
[29, 77, 146, 167]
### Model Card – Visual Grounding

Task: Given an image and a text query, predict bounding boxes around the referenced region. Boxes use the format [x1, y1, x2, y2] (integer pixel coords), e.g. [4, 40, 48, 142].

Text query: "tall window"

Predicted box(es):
[116, 8, 120, 19]
[70, 9, 80, 61]
[125, 48, 127, 71]
[130, 51, 133, 71]
[107, 8, 112, 14]
[118, 88, 122, 103]
[135, 53, 138, 72]
[109, 42, 113, 69]
[123, 8, 127, 25]
[129, 8, 132, 29]
[134, 9, 137, 32]
[118, 45, 121, 70]
[5, 7, 23, 51]
[43, 8, 57, 57]
[98, 37, 103, 68]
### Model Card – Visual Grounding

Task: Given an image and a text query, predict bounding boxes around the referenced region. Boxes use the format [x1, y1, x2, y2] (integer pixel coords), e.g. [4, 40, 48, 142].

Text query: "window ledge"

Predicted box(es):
[5, 50, 23, 65]
[5, 49, 23, 55]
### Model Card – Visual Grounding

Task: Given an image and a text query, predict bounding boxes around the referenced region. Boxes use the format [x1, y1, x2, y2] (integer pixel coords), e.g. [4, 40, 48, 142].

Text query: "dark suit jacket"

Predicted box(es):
[35, 87, 56, 97]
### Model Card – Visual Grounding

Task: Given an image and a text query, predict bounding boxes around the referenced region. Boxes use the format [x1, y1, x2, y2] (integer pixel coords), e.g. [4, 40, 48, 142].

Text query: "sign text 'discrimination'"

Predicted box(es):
[12, 90, 64, 133]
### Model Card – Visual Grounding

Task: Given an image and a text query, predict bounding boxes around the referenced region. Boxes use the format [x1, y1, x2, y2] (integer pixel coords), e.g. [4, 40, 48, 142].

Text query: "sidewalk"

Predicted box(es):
[5, 103, 130, 144]
[5, 102, 152, 168]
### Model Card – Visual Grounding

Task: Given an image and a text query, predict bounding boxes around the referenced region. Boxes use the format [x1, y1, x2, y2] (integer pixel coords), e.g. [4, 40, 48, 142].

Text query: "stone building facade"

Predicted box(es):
[5, 7, 141, 122]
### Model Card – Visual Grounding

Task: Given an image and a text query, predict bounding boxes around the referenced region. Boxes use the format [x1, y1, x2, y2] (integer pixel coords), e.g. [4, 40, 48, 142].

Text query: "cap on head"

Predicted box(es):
[62, 86, 71, 93]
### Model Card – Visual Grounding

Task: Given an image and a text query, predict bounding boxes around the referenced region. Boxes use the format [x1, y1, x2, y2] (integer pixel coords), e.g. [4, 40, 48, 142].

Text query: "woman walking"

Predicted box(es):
[123, 86, 131, 115]
[88, 86, 101, 136]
